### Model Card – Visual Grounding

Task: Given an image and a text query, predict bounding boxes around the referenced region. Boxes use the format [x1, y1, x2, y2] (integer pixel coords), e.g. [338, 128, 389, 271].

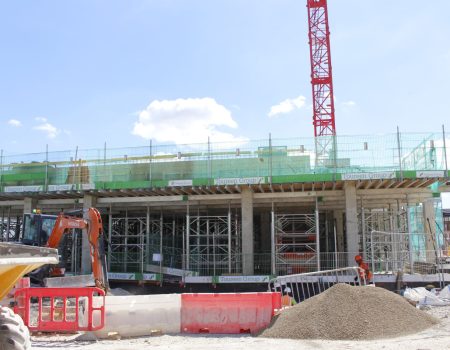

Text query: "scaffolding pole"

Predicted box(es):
[186, 210, 190, 271]
[160, 212, 163, 283]
[271, 205, 276, 275]
[227, 207, 232, 273]
[362, 207, 366, 260]
[269, 133, 273, 185]
[139, 217, 144, 275]
[149, 140, 153, 186]
[124, 211, 129, 272]
[5, 207, 10, 242]
[0, 149, 3, 191]
[397, 126, 403, 181]
[406, 203, 415, 273]
[443, 125, 448, 176]
[108, 207, 112, 270]
[45, 144, 49, 192]
[315, 198, 321, 271]
[333, 219, 338, 269]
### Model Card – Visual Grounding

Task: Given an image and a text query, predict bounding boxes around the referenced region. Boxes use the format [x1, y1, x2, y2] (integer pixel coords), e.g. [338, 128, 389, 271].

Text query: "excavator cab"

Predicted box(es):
[20, 208, 109, 291]
[22, 213, 58, 246]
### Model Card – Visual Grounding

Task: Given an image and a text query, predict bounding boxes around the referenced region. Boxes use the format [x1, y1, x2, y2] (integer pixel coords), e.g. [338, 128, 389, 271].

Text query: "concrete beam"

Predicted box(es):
[188, 194, 241, 201]
[39, 198, 83, 205]
[439, 185, 450, 192]
[0, 200, 24, 207]
[97, 196, 184, 204]
[254, 191, 344, 199]
[357, 188, 431, 196]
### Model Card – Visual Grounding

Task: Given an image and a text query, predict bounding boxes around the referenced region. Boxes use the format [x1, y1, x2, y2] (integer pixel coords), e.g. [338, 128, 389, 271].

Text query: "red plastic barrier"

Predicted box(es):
[181, 292, 281, 334]
[14, 287, 105, 332]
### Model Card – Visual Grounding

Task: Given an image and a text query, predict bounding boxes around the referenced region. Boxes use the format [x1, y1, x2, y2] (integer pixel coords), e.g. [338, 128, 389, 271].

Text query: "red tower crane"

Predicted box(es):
[307, 0, 337, 163]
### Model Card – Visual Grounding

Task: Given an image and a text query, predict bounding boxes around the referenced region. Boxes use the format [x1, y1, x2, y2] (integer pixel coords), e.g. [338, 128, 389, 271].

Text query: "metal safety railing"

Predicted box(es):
[268, 267, 366, 307]
[0, 130, 448, 192]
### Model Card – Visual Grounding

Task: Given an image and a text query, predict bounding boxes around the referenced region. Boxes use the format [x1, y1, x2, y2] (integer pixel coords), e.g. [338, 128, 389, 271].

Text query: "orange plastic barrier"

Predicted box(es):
[14, 287, 105, 332]
[181, 292, 281, 334]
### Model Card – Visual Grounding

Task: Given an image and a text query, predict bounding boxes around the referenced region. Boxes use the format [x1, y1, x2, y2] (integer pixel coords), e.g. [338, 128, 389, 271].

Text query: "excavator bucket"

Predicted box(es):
[0, 243, 59, 301]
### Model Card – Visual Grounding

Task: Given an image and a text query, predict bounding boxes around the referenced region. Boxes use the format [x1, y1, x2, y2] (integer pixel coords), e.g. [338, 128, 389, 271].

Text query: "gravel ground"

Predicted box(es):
[259, 284, 438, 340]
[30, 305, 450, 350]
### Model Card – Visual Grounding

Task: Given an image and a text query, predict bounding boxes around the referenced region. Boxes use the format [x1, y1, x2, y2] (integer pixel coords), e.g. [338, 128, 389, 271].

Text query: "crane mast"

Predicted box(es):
[307, 0, 337, 164]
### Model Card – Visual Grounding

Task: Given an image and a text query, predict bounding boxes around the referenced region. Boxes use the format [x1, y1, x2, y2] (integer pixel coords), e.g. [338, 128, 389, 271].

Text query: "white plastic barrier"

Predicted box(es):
[93, 294, 181, 338]
[403, 287, 450, 306]
[439, 285, 450, 300]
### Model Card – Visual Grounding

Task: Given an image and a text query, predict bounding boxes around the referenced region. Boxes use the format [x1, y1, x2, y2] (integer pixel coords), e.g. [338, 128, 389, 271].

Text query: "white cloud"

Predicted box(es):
[268, 95, 306, 118]
[132, 97, 248, 146]
[33, 120, 59, 138]
[7, 119, 22, 127]
[35, 117, 47, 122]
[342, 101, 356, 107]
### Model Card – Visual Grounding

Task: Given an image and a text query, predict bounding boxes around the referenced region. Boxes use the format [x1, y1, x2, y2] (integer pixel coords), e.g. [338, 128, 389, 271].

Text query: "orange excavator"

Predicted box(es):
[22, 208, 109, 292]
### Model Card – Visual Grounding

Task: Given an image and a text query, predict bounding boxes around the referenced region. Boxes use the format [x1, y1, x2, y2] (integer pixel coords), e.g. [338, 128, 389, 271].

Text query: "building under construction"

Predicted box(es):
[0, 131, 449, 287]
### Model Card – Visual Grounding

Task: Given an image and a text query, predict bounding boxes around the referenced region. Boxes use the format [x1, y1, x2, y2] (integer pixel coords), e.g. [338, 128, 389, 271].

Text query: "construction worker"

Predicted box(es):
[280, 286, 297, 307]
[354, 255, 373, 283]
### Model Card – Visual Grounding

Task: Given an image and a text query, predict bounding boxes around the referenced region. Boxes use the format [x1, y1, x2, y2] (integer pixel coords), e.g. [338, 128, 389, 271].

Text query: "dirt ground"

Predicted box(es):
[31, 306, 450, 350]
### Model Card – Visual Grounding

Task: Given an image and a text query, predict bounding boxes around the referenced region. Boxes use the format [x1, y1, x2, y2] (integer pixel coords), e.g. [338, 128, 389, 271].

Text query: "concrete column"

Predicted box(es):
[260, 212, 271, 253]
[241, 187, 254, 275]
[82, 195, 97, 274]
[423, 199, 437, 263]
[345, 182, 359, 266]
[23, 197, 37, 214]
[333, 210, 345, 250]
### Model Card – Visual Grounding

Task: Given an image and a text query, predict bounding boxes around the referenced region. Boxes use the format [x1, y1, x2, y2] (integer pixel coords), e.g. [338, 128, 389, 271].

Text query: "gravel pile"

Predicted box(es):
[259, 283, 438, 340]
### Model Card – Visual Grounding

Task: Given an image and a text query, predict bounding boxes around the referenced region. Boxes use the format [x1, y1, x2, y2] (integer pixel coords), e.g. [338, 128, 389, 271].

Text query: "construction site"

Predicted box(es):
[1, 1, 450, 350]
[0, 131, 449, 287]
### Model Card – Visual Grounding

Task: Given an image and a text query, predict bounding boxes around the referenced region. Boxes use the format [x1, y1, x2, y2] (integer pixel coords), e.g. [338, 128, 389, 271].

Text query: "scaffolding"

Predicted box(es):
[186, 213, 241, 276]
[108, 215, 147, 273]
[107, 212, 185, 274]
[0, 212, 21, 242]
[360, 208, 408, 260]
[273, 213, 319, 275]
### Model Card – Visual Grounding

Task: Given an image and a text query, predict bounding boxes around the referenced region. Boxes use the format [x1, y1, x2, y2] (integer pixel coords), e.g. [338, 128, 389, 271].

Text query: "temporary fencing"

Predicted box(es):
[268, 267, 366, 307]
[14, 287, 105, 332]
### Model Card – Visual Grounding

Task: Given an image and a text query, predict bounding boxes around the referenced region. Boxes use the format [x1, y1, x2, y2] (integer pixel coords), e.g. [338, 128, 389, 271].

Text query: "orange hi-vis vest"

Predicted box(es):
[357, 261, 373, 282]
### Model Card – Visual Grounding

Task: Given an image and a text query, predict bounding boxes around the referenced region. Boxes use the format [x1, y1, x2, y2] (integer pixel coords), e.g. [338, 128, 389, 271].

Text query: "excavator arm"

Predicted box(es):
[46, 208, 109, 292]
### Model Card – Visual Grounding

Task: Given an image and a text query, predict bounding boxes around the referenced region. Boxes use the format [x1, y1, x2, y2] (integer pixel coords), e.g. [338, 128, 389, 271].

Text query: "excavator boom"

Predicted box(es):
[22, 208, 109, 292]
[46, 208, 109, 291]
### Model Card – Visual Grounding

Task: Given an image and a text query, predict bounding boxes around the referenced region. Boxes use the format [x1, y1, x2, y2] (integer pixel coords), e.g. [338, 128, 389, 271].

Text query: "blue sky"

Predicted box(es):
[1, 0, 450, 153]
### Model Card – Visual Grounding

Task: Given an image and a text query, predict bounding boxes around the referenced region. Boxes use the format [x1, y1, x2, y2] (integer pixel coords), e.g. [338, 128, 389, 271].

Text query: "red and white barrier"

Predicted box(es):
[14, 287, 105, 332]
[181, 292, 281, 334]
[93, 294, 182, 338]
[14, 289, 281, 336]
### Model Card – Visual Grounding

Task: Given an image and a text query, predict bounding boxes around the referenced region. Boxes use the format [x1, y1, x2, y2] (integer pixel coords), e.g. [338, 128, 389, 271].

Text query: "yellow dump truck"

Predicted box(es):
[0, 242, 59, 350]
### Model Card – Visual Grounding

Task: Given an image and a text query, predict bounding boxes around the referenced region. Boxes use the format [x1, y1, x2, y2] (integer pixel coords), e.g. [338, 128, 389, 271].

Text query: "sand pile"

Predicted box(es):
[259, 283, 438, 340]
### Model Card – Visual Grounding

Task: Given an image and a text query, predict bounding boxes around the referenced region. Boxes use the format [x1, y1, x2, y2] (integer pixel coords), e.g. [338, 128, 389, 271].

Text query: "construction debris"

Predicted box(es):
[259, 284, 438, 340]
[106, 332, 121, 340]
[404, 286, 450, 306]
